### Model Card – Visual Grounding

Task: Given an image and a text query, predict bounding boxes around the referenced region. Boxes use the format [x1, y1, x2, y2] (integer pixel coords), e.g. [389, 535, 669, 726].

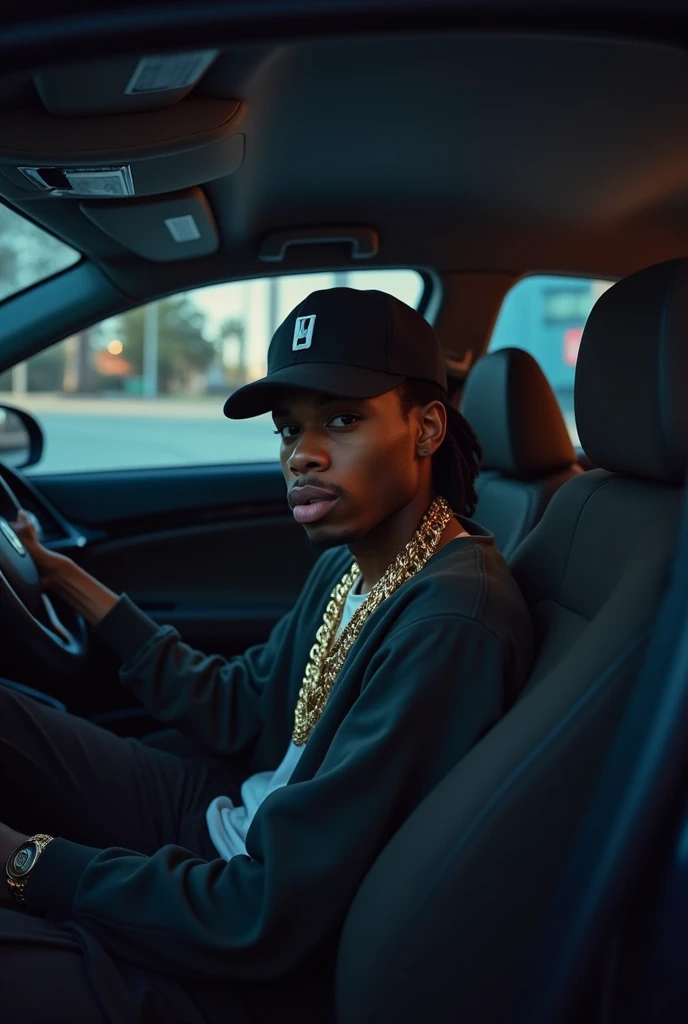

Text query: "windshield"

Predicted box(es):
[0, 204, 80, 303]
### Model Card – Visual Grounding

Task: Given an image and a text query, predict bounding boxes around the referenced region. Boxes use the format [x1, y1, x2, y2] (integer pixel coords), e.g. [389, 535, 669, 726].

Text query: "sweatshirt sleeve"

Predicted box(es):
[25, 613, 507, 981]
[92, 595, 297, 757]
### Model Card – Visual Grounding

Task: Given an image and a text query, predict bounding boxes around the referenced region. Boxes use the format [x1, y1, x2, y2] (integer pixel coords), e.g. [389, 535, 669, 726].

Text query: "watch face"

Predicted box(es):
[8, 842, 38, 879]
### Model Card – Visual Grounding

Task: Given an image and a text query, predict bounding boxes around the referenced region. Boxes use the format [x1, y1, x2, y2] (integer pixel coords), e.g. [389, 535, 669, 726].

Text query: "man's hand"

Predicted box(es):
[12, 509, 72, 589]
[0, 822, 29, 908]
[12, 508, 119, 625]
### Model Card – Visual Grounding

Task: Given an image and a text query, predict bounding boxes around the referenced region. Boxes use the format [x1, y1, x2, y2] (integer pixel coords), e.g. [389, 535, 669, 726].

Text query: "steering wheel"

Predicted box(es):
[0, 473, 87, 675]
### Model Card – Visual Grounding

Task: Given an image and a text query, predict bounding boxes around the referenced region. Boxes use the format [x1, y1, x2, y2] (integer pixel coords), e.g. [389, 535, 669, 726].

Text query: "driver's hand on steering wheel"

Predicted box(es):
[12, 509, 71, 589]
[12, 510, 118, 626]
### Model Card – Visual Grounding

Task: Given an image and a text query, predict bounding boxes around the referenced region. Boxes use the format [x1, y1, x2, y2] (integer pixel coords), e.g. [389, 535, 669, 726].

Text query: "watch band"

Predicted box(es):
[5, 833, 53, 905]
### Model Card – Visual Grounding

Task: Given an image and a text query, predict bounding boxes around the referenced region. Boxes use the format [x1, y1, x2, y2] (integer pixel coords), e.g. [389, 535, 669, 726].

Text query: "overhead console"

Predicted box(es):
[0, 51, 245, 260]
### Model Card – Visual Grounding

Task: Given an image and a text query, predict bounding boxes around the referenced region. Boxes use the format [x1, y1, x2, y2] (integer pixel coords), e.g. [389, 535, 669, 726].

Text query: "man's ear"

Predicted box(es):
[415, 400, 447, 458]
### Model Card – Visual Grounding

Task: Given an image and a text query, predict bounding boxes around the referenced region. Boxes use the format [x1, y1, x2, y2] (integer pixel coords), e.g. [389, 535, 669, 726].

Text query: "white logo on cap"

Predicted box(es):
[293, 315, 316, 351]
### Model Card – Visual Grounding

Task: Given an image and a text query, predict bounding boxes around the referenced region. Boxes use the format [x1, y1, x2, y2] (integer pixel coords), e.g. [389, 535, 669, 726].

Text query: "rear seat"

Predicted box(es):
[461, 346, 581, 557]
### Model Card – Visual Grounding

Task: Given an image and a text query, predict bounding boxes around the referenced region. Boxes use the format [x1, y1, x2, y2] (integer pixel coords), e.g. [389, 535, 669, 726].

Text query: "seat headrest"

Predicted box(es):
[461, 347, 576, 479]
[575, 259, 688, 484]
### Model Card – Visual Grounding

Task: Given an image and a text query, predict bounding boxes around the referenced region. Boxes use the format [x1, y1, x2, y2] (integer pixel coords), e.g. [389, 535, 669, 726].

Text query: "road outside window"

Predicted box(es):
[489, 275, 612, 446]
[1, 270, 423, 475]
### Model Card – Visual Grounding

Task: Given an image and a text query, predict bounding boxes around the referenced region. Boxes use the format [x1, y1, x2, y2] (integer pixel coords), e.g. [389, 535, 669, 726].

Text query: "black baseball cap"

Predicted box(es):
[223, 287, 448, 419]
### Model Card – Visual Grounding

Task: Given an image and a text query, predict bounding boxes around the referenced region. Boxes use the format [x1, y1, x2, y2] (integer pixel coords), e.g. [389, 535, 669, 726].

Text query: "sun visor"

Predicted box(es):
[81, 188, 219, 261]
[0, 98, 243, 200]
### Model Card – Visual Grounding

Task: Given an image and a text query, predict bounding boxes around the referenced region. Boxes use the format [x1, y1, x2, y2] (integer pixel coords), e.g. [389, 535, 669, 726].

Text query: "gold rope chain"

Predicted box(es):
[292, 495, 454, 745]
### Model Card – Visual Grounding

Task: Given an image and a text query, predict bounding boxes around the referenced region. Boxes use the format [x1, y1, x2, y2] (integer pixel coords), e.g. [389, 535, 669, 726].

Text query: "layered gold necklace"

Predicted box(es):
[292, 495, 454, 745]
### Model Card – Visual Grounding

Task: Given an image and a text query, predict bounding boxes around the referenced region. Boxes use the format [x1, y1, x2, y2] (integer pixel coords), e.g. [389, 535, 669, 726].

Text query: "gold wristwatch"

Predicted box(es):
[6, 833, 53, 905]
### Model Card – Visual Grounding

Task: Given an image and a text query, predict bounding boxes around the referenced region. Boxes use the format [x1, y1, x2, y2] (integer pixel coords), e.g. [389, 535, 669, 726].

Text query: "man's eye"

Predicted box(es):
[273, 425, 300, 440]
[328, 414, 360, 428]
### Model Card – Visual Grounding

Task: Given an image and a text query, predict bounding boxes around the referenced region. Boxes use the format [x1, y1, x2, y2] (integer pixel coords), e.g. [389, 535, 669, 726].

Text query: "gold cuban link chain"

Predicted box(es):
[292, 495, 454, 745]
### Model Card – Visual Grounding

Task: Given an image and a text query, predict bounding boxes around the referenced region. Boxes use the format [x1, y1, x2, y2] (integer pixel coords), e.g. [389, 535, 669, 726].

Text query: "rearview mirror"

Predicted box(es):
[0, 404, 44, 469]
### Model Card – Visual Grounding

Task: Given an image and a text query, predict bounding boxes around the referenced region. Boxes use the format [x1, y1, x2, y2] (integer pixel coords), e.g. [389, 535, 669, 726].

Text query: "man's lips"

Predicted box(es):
[289, 485, 339, 525]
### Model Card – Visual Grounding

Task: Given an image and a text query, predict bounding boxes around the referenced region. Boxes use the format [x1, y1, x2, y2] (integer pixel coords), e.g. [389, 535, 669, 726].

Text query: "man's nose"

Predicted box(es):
[287, 431, 330, 476]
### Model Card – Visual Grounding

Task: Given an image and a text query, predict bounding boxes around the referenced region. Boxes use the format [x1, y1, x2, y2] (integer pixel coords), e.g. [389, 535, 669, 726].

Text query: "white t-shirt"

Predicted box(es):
[206, 576, 368, 860]
[206, 533, 469, 860]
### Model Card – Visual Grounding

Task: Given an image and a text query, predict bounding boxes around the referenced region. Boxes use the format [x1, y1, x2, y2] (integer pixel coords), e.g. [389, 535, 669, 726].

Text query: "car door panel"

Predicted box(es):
[33, 462, 289, 526]
[75, 514, 311, 641]
[17, 463, 318, 718]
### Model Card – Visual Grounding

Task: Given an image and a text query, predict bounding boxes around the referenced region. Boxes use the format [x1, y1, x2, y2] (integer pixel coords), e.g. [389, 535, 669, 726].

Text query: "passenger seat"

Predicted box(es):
[461, 346, 581, 557]
[336, 258, 688, 1024]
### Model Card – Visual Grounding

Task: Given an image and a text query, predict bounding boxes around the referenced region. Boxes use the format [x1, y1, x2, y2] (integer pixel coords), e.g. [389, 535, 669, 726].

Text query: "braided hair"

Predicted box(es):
[397, 379, 482, 517]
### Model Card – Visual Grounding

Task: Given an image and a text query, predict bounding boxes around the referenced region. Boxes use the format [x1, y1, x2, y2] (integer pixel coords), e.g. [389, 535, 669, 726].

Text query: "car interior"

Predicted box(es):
[1, 4, 688, 1021]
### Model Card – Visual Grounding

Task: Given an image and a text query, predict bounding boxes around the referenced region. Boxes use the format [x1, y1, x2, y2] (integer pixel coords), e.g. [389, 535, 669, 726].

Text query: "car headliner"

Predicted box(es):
[1, 14, 688, 360]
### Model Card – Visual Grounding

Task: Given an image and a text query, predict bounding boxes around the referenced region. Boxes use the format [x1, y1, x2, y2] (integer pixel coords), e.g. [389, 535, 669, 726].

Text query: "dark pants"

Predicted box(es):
[0, 684, 312, 1024]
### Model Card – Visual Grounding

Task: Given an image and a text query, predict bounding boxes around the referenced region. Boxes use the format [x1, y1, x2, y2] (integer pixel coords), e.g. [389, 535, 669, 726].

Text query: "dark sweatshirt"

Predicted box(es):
[26, 519, 533, 1016]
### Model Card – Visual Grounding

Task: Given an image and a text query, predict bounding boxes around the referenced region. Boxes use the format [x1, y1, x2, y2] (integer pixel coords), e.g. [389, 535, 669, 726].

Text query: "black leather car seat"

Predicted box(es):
[461, 346, 581, 558]
[335, 259, 688, 1024]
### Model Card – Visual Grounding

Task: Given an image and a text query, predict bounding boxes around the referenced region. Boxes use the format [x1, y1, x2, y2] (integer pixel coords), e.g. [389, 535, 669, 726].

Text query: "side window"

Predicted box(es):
[488, 275, 612, 445]
[2, 269, 423, 475]
[0, 205, 80, 303]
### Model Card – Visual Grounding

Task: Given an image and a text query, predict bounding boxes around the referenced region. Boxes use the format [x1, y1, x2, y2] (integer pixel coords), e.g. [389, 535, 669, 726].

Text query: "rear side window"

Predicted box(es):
[489, 276, 612, 445]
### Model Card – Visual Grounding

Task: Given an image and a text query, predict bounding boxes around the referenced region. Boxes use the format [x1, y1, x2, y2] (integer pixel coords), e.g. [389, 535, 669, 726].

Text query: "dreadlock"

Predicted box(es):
[397, 379, 482, 517]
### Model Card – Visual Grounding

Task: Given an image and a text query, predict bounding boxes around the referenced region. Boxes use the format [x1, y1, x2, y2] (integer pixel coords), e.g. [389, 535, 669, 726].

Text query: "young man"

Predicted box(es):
[0, 288, 533, 1023]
